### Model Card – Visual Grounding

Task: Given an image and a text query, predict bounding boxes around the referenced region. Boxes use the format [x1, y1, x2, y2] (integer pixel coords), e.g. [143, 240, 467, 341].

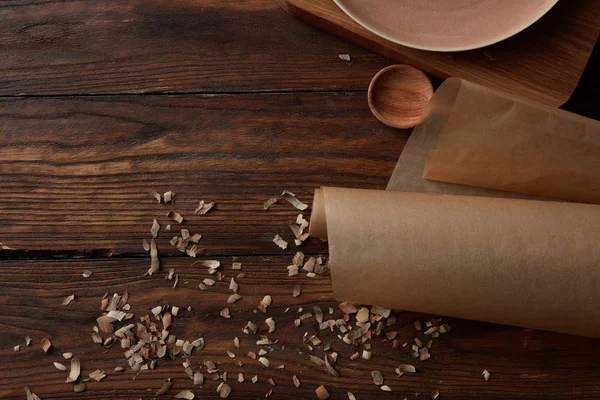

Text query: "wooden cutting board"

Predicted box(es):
[278, 0, 600, 107]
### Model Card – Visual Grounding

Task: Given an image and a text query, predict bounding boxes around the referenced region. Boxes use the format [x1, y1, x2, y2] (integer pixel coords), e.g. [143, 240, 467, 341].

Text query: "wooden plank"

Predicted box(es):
[278, 0, 600, 107]
[0, 92, 404, 255]
[2, 256, 600, 399]
[0, 0, 390, 95]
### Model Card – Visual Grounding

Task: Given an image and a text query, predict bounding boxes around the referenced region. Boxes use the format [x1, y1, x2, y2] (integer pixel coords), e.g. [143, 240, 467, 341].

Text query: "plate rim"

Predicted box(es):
[334, 0, 559, 52]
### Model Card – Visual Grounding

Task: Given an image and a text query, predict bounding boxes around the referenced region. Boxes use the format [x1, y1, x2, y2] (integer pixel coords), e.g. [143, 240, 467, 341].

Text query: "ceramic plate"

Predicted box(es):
[334, 0, 558, 52]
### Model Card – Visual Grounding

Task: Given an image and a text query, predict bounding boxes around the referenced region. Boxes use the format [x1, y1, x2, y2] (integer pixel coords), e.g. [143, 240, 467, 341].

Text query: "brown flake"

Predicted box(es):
[325, 354, 339, 377]
[166, 211, 183, 223]
[229, 278, 239, 293]
[194, 372, 204, 385]
[310, 355, 326, 366]
[419, 347, 431, 361]
[41, 338, 52, 353]
[190, 233, 202, 243]
[265, 389, 273, 398]
[175, 390, 195, 399]
[96, 315, 114, 333]
[371, 305, 391, 318]
[151, 219, 160, 238]
[292, 252, 305, 267]
[263, 197, 278, 210]
[220, 308, 231, 319]
[398, 364, 416, 373]
[258, 357, 270, 367]
[228, 294, 242, 304]
[203, 278, 216, 287]
[194, 200, 215, 215]
[186, 245, 204, 258]
[149, 190, 161, 203]
[24, 387, 41, 400]
[272, 234, 288, 250]
[265, 317, 276, 333]
[200, 260, 221, 273]
[162, 312, 172, 330]
[414, 337, 423, 347]
[316, 385, 330, 399]
[61, 294, 75, 306]
[371, 370, 384, 385]
[73, 383, 86, 393]
[287, 265, 299, 277]
[385, 331, 398, 341]
[424, 326, 438, 335]
[148, 238, 160, 275]
[268, 378, 275, 386]
[258, 295, 271, 313]
[180, 229, 190, 240]
[293, 283, 302, 298]
[362, 350, 372, 360]
[205, 360, 218, 372]
[54, 362, 67, 371]
[314, 306, 324, 323]
[302, 257, 315, 272]
[219, 383, 231, 398]
[432, 390, 440, 399]
[289, 223, 302, 239]
[281, 190, 308, 211]
[164, 191, 175, 203]
[89, 369, 106, 382]
[156, 379, 173, 395]
[356, 307, 369, 323]
[66, 358, 81, 383]
[483, 369, 491, 381]
[339, 302, 358, 314]
[244, 321, 258, 334]
[414, 320, 422, 331]
[293, 375, 300, 387]
[257, 337, 272, 346]
[247, 351, 257, 360]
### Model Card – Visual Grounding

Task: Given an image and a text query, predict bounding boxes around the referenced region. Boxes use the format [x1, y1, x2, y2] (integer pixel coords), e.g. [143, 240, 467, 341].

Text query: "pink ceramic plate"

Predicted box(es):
[334, 0, 558, 51]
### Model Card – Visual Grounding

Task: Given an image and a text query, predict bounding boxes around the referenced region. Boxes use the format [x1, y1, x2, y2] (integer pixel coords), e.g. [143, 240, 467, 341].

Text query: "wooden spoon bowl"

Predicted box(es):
[368, 64, 433, 129]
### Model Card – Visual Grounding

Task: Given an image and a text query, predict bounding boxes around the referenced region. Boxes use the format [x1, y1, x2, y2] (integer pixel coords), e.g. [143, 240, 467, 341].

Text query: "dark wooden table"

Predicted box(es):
[0, 1, 598, 399]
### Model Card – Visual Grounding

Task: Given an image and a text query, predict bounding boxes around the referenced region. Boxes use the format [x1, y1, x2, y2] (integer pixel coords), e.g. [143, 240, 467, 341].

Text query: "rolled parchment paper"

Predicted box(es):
[420, 78, 600, 204]
[309, 187, 600, 338]
[309, 77, 600, 337]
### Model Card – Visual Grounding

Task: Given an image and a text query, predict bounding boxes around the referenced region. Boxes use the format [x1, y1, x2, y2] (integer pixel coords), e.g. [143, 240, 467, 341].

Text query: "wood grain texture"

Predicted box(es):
[0, 92, 404, 255]
[278, 0, 600, 106]
[0, 0, 391, 95]
[2, 256, 600, 400]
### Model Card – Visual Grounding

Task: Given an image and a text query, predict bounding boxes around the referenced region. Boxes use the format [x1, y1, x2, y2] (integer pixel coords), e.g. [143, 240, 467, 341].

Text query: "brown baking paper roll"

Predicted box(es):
[419, 78, 600, 204]
[310, 187, 600, 338]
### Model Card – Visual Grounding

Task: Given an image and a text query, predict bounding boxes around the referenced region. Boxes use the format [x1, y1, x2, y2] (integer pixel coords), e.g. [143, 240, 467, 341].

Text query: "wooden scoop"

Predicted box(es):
[368, 64, 433, 129]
